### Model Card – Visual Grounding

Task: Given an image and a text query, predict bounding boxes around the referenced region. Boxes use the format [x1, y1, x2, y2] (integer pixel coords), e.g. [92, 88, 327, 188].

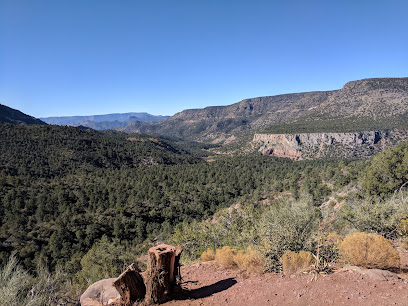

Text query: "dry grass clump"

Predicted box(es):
[233, 246, 264, 274]
[339, 232, 400, 269]
[280, 250, 314, 275]
[213, 246, 265, 272]
[399, 218, 408, 236]
[215, 246, 237, 268]
[200, 248, 215, 262]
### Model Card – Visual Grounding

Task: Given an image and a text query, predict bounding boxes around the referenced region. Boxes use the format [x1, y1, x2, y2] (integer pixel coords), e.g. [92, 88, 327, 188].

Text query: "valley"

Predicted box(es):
[1, 77, 408, 305]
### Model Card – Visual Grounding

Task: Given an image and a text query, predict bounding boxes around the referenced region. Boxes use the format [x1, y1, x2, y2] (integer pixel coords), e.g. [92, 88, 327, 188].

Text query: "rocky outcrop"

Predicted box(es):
[254, 130, 408, 160]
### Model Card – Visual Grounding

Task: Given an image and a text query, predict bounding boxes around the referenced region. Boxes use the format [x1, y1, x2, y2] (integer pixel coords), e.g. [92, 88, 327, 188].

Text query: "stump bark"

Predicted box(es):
[113, 263, 145, 305]
[144, 244, 183, 305]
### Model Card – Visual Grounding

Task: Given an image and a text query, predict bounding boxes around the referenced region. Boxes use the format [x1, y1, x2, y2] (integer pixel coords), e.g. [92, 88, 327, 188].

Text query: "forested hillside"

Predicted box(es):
[0, 122, 365, 291]
[0, 104, 46, 125]
[0, 123, 201, 178]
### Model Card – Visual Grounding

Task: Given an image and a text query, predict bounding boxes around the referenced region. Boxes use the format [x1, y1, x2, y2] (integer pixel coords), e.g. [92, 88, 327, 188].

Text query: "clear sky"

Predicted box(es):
[1, 0, 407, 117]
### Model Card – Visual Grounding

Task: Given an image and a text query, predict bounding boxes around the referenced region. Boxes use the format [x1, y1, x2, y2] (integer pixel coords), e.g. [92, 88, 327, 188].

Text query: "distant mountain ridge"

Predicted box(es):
[41, 112, 169, 130]
[70, 115, 169, 131]
[122, 77, 408, 143]
[0, 104, 46, 125]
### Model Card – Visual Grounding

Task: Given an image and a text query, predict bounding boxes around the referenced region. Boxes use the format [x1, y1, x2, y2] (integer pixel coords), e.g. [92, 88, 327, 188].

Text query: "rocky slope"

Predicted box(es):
[254, 130, 408, 160]
[122, 78, 408, 143]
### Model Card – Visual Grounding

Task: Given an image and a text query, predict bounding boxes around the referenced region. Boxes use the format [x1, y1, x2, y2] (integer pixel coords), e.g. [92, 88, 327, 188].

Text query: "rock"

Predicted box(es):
[107, 297, 120, 304]
[343, 266, 401, 281]
[80, 278, 120, 306]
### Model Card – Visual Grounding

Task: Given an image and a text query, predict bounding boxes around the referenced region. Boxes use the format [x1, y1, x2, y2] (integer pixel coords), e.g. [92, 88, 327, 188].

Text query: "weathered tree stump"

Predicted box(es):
[144, 244, 183, 305]
[113, 263, 146, 305]
[111, 244, 182, 305]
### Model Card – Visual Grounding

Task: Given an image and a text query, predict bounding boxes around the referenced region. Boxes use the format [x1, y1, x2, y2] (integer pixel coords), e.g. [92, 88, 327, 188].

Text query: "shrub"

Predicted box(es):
[200, 248, 215, 262]
[215, 246, 237, 268]
[280, 251, 314, 275]
[233, 246, 264, 274]
[338, 196, 408, 239]
[170, 205, 261, 264]
[0, 255, 68, 305]
[258, 197, 320, 271]
[339, 232, 400, 269]
[0, 255, 32, 305]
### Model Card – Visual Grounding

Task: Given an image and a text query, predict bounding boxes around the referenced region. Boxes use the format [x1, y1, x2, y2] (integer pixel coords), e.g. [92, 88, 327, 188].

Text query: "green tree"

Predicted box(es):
[363, 141, 408, 198]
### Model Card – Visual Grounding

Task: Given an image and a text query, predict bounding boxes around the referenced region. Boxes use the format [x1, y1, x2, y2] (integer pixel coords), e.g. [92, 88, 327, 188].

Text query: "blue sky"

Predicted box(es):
[1, 0, 407, 117]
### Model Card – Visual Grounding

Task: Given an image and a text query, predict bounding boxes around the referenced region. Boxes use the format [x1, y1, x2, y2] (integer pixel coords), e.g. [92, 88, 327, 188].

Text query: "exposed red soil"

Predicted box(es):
[164, 257, 408, 306]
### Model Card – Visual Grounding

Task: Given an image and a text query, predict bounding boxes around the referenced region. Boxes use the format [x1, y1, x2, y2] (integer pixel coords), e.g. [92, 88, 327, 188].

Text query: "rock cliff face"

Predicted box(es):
[254, 130, 408, 160]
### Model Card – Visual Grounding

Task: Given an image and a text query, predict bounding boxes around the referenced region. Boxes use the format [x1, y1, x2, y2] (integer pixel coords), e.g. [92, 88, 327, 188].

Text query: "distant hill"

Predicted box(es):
[40, 112, 169, 130]
[0, 104, 46, 125]
[0, 122, 201, 178]
[122, 78, 408, 142]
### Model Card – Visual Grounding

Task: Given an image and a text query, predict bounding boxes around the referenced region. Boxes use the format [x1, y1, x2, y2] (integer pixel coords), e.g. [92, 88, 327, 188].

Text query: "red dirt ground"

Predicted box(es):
[164, 247, 408, 306]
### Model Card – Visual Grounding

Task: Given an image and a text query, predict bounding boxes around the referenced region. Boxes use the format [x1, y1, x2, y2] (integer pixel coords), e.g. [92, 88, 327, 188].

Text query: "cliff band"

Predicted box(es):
[253, 130, 408, 160]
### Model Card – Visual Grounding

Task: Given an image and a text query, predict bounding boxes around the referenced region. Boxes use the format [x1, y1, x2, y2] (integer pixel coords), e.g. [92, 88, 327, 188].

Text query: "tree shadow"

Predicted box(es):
[174, 278, 237, 300]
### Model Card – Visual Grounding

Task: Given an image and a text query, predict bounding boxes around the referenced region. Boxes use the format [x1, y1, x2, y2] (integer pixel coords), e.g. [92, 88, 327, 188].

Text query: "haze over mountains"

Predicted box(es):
[40, 112, 170, 131]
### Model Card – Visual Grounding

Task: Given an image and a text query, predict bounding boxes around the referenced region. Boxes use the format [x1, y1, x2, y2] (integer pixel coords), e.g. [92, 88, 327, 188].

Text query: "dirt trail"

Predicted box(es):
[165, 258, 408, 306]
